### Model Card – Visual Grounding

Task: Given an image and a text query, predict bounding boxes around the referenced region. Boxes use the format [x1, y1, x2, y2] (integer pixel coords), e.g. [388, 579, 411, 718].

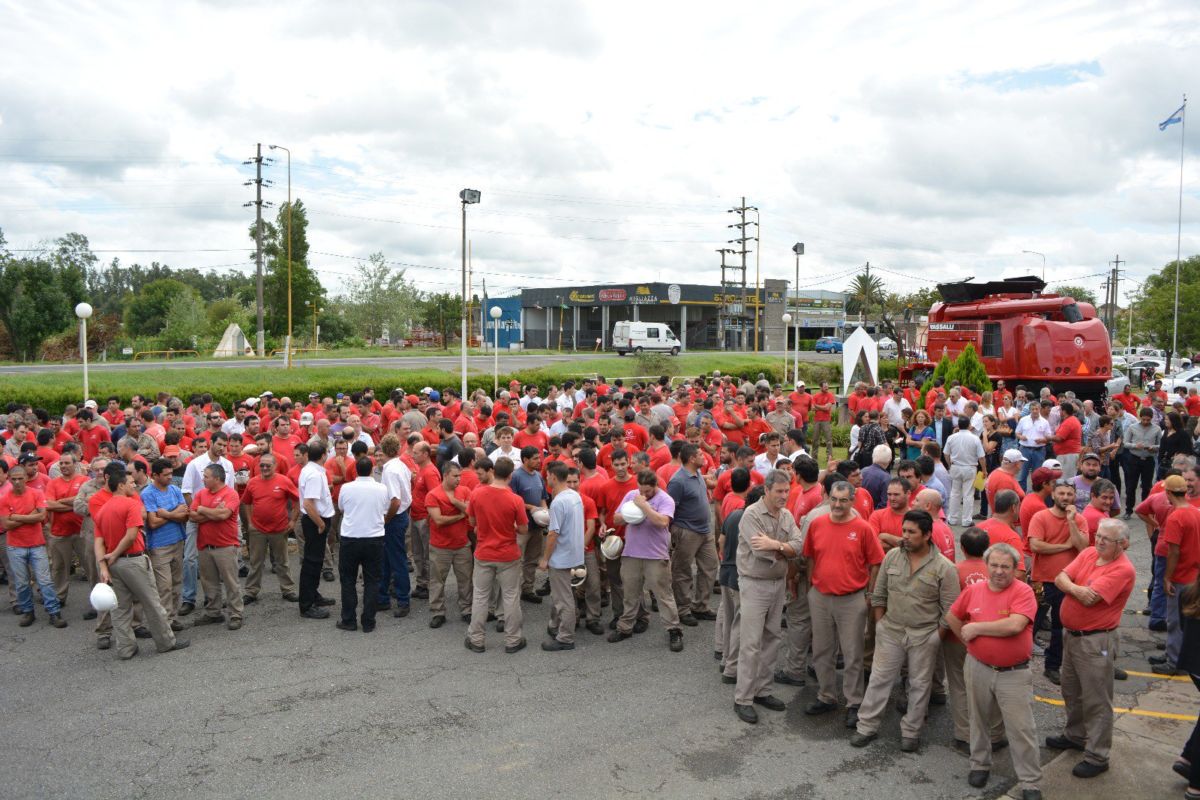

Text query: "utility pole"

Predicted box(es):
[717, 247, 738, 350]
[242, 143, 272, 356]
[728, 197, 756, 350]
[1107, 254, 1125, 338]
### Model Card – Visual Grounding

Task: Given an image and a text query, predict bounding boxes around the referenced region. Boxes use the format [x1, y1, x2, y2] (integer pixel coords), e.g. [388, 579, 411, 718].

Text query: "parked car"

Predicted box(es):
[611, 321, 681, 356]
[814, 336, 843, 354]
[1161, 367, 1200, 394]
[1106, 372, 1130, 397]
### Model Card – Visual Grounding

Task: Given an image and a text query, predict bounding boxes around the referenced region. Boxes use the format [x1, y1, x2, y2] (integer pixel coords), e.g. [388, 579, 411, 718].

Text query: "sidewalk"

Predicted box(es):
[1034, 666, 1196, 799]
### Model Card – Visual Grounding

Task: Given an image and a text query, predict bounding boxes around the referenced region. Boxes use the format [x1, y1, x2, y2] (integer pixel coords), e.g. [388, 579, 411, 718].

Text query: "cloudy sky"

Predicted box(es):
[2, 1, 1198, 306]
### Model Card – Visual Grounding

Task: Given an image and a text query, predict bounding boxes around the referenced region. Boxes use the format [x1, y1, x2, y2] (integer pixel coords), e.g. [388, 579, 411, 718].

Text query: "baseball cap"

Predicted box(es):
[1165, 474, 1188, 493]
[17, 453, 40, 465]
[420, 387, 434, 395]
[1080, 452, 1101, 463]
[406, 394, 419, 405]
[244, 397, 260, 406]
[795, 380, 805, 388]
[1042, 458, 1062, 471]
[309, 392, 320, 399]
[83, 399, 98, 409]
[1030, 466, 1062, 490]
[428, 390, 441, 403]
[299, 412, 314, 425]
[260, 391, 274, 399]
[162, 445, 181, 457]
[1002, 448, 1027, 463]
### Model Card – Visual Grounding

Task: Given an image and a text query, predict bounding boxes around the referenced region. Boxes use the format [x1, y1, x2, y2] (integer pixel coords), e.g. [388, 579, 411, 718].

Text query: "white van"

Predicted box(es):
[612, 321, 682, 356]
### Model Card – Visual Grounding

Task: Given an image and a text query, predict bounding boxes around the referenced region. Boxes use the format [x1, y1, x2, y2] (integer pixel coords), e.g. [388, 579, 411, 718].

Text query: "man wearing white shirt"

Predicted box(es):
[944, 418, 986, 526]
[753, 433, 785, 478]
[298, 441, 337, 619]
[964, 401, 984, 435]
[336, 457, 390, 633]
[944, 388, 967, 425]
[882, 388, 911, 429]
[220, 404, 248, 437]
[180, 432, 235, 615]
[1014, 403, 1052, 488]
[378, 433, 414, 618]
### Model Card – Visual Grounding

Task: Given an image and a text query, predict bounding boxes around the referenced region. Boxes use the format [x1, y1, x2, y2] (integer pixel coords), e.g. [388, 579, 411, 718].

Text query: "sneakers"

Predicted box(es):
[668, 629, 684, 652]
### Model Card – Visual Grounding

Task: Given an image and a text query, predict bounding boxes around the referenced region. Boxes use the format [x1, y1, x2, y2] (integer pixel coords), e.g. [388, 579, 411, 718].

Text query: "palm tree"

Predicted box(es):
[844, 271, 886, 319]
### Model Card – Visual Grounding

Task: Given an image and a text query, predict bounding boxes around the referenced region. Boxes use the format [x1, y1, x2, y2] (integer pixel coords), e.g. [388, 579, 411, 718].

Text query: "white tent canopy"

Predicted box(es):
[213, 323, 253, 358]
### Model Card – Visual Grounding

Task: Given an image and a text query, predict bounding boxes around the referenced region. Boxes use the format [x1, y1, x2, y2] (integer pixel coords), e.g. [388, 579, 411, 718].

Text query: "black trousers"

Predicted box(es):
[299, 515, 331, 612]
[339, 537, 384, 627]
[1123, 455, 1155, 512]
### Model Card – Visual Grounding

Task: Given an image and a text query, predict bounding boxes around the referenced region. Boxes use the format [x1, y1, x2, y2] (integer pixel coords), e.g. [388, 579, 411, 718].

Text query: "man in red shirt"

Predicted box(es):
[868, 478, 910, 551]
[93, 464, 186, 658]
[43, 451, 90, 606]
[1049, 402, 1083, 479]
[408, 442, 440, 600]
[77, 410, 111, 462]
[1046, 519, 1136, 778]
[976, 490, 1027, 579]
[802, 481, 884, 725]
[427, 461, 474, 627]
[466, 456, 529, 653]
[566, 466, 604, 635]
[241, 453, 299, 603]
[1028, 480, 1090, 684]
[1019, 466, 1061, 544]
[946, 542, 1040, 796]
[810, 382, 836, 461]
[0, 463, 66, 628]
[986, 450, 1027, 510]
[599, 450, 642, 629]
[189, 463, 244, 630]
[1159, 474, 1200, 675]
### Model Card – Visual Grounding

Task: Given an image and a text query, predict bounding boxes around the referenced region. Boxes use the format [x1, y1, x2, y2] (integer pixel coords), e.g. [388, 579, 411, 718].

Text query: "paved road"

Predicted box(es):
[0, 528, 1170, 800]
[0, 351, 840, 375]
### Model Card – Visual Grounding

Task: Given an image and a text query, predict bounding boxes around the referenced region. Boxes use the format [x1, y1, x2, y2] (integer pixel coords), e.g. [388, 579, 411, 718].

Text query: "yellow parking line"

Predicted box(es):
[1035, 695, 1197, 722]
[1122, 669, 1192, 682]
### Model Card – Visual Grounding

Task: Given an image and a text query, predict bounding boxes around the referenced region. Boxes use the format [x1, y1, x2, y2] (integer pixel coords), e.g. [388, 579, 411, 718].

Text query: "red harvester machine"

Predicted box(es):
[899, 276, 1113, 401]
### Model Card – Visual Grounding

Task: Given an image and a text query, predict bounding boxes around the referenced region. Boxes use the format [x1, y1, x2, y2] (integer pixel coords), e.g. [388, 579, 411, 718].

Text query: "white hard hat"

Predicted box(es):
[570, 566, 587, 589]
[619, 499, 645, 525]
[531, 508, 551, 528]
[90, 582, 118, 613]
[600, 533, 624, 561]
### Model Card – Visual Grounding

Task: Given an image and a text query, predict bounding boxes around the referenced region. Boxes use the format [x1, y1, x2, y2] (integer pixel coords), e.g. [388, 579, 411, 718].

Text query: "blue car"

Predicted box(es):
[814, 336, 843, 353]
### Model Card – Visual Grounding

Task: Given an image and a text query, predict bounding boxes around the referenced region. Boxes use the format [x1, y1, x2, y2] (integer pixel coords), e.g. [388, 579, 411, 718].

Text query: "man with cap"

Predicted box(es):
[1045, 517, 1136, 778]
[1072, 452, 1122, 517]
[1156, 473, 1200, 675]
[986, 449, 1027, 511]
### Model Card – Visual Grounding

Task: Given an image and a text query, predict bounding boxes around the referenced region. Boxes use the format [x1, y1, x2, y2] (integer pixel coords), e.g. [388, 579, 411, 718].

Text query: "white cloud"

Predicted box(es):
[1, 0, 1198, 307]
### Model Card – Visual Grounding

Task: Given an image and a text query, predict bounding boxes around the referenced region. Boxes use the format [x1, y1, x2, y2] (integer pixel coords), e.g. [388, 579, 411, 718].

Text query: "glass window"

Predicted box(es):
[982, 322, 1002, 358]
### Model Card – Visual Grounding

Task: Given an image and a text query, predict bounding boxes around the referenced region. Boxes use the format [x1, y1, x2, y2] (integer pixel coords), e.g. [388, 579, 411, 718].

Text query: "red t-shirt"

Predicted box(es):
[192, 485, 241, 548]
[949, 579, 1037, 667]
[428, 484, 471, 549]
[975, 519, 1025, 563]
[713, 467, 764, 502]
[324, 456, 355, 505]
[1018, 493, 1048, 546]
[1187, 395, 1200, 418]
[655, 462, 681, 489]
[1060, 548, 1136, 631]
[0, 488, 47, 547]
[868, 507, 906, 543]
[742, 419, 773, 453]
[1028, 508, 1088, 582]
[955, 558, 988, 589]
[932, 520, 955, 561]
[1053, 416, 1083, 456]
[853, 487, 874, 521]
[513, 429, 549, 454]
[243, 474, 298, 533]
[94, 493, 146, 556]
[410, 462, 442, 522]
[79, 426, 111, 462]
[789, 392, 812, 422]
[985, 469, 1025, 508]
[790, 483, 824, 525]
[1164, 505, 1200, 584]
[468, 484, 527, 562]
[600, 474, 639, 535]
[647, 445, 672, 472]
[623, 424, 650, 451]
[1080, 504, 1108, 543]
[811, 391, 836, 423]
[46, 474, 88, 537]
[580, 491, 599, 552]
[720, 493, 746, 521]
[802, 514, 884, 595]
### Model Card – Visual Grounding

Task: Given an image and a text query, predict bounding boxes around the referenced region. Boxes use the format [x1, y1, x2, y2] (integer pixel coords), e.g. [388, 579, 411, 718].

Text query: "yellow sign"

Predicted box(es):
[635, 285, 651, 295]
[568, 290, 595, 303]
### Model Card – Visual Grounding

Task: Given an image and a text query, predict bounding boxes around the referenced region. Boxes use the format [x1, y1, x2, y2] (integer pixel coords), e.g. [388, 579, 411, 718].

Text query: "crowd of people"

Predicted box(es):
[3, 370, 1200, 800]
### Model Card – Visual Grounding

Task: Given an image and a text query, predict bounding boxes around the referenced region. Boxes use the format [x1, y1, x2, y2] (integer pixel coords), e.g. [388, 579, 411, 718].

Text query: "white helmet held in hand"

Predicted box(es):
[570, 566, 587, 589]
[90, 582, 118, 613]
[600, 531, 624, 561]
[531, 507, 551, 528]
[619, 500, 645, 525]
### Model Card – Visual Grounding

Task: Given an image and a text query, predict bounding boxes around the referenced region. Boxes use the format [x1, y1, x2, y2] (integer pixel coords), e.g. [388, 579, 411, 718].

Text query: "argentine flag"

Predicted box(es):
[1160, 102, 1185, 131]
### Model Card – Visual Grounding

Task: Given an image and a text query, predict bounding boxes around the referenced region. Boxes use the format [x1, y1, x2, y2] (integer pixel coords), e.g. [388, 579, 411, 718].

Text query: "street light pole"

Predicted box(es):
[269, 144, 293, 367]
[792, 243, 805, 387]
[75, 302, 93, 402]
[781, 313, 792, 386]
[490, 306, 502, 397]
[1022, 249, 1046, 281]
[460, 189, 481, 401]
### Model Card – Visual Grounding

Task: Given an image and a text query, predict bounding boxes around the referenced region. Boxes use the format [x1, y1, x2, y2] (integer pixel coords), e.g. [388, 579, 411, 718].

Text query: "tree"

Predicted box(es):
[341, 252, 421, 342]
[248, 199, 324, 337]
[946, 343, 992, 394]
[918, 353, 953, 406]
[205, 297, 252, 338]
[1131, 255, 1200, 356]
[0, 231, 88, 361]
[1050, 284, 1099, 306]
[124, 278, 190, 335]
[160, 289, 208, 351]
[844, 271, 886, 318]
[420, 293, 462, 347]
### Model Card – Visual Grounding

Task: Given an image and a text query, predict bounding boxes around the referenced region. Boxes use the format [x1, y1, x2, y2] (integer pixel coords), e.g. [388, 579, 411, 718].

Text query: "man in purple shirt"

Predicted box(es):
[608, 469, 684, 652]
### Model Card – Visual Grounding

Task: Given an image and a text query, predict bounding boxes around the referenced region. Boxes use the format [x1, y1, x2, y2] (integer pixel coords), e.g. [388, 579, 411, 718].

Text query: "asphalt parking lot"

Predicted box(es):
[0, 529, 1185, 800]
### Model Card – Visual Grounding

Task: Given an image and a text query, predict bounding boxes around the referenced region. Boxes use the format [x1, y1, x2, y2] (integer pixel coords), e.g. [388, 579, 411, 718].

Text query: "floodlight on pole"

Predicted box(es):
[792, 242, 805, 388]
[1021, 250, 1046, 281]
[460, 189, 481, 401]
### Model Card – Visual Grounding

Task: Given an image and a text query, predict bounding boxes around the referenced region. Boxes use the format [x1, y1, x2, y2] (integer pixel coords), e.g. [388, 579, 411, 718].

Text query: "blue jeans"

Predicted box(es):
[1042, 583, 1065, 671]
[9, 545, 61, 615]
[378, 510, 411, 607]
[182, 521, 199, 604]
[1151, 550, 1168, 624]
[1018, 445, 1045, 490]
